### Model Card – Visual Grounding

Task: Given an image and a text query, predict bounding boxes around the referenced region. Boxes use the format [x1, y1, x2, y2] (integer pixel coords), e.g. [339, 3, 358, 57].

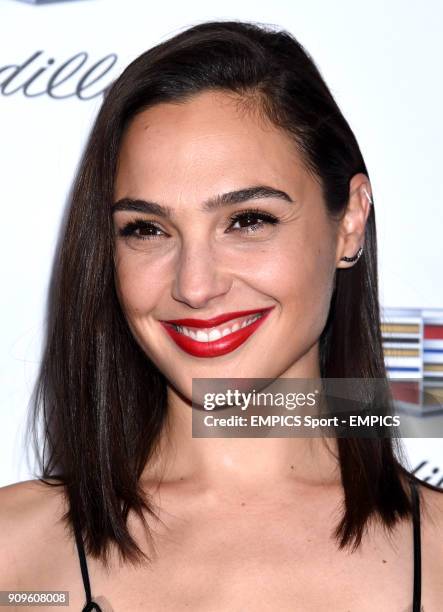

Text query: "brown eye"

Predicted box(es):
[118, 220, 166, 240]
[227, 209, 279, 234]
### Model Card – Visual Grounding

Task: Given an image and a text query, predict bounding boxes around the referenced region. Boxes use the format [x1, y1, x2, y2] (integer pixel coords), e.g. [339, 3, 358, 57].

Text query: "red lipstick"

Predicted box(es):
[159, 306, 274, 358]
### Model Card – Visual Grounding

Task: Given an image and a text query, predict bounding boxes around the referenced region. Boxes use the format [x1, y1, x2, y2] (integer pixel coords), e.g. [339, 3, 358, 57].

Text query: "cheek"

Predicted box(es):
[255, 230, 336, 334]
[113, 249, 166, 317]
[239, 226, 335, 299]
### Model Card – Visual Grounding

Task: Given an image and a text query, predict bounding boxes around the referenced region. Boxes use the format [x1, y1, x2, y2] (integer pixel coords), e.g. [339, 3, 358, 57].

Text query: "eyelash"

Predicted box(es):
[117, 208, 279, 241]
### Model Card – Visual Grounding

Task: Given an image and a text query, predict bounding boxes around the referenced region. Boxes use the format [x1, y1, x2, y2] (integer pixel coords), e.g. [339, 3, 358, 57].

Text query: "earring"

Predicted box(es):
[340, 187, 370, 264]
[362, 186, 373, 206]
[341, 246, 363, 263]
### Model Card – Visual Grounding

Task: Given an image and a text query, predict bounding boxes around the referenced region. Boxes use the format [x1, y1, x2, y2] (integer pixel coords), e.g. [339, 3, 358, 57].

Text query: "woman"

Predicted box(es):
[1, 20, 442, 612]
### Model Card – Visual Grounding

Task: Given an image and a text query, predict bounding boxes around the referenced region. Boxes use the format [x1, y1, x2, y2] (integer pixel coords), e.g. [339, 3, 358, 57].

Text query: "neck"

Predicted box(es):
[141, 344, 341, 494]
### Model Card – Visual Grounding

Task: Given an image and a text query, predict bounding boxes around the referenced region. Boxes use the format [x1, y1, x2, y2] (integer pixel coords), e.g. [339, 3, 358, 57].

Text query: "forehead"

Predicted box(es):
[114, 90, 309, 202]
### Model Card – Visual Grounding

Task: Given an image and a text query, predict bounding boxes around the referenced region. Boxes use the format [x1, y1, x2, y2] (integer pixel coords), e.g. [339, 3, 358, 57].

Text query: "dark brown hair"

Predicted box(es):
[27, 19, 441, 567]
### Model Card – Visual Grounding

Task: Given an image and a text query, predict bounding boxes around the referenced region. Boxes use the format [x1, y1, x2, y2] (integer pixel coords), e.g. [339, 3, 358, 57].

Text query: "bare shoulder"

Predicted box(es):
[419, 482, 443, 532]
[0, 478, 67, 530]
[418, 483, 443, 608]
[0, 479, 69, 588]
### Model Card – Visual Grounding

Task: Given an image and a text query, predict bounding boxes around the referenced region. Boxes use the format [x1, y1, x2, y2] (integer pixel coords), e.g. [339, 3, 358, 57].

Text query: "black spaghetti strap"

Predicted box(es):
[72, 519, 103, 612]
[410, 479, 422, 612]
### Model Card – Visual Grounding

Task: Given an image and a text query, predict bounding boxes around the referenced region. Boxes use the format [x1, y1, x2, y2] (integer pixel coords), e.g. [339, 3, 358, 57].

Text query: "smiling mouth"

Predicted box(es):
[159, 306, 275, 358]
[170, 312, 263, 341]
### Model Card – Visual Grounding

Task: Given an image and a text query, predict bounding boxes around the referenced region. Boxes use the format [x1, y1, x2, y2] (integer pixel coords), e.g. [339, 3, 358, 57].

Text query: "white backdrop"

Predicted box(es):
[1, 0, 442, 486]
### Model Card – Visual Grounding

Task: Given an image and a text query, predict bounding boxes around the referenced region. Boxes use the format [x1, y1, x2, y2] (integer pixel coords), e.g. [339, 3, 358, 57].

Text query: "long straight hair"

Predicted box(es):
[27, 19, 440, 567]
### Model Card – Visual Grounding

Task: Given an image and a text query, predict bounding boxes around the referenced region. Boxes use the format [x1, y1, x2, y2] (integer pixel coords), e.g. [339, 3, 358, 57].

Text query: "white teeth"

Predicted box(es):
[208, 329, 222, 341]
[196, 330, 209, 342]
[173, 313, 263, 343]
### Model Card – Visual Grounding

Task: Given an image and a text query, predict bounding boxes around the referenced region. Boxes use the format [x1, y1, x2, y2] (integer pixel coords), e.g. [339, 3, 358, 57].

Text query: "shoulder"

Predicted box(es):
[0, 478, 67, 528]
[419, 481, 443, 532]
[0, 478, 69, 588]
[418, 483, 443, 607]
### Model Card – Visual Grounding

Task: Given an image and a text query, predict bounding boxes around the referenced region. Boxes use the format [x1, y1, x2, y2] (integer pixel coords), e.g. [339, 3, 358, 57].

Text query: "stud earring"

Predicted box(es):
[340, 246, 363, 263]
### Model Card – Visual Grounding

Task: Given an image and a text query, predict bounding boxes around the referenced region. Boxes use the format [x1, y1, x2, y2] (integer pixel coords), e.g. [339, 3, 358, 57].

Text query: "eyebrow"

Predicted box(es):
[111, 185, 294, 217]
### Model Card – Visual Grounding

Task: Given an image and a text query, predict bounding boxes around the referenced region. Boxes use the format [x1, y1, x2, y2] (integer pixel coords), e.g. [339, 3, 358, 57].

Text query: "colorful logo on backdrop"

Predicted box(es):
[382, 308, 443, 416]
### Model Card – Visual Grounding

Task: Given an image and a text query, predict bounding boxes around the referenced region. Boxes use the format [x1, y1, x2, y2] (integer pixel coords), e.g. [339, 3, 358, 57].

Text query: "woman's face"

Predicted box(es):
[113, 90, 341, 401]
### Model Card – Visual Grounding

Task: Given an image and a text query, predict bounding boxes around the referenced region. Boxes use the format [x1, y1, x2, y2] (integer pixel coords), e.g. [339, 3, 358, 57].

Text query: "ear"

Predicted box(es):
[335, 173, 373, 268]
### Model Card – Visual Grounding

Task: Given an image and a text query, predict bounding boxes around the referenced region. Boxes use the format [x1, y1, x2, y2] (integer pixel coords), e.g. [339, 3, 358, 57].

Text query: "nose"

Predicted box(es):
[171, 238, 232, 309]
